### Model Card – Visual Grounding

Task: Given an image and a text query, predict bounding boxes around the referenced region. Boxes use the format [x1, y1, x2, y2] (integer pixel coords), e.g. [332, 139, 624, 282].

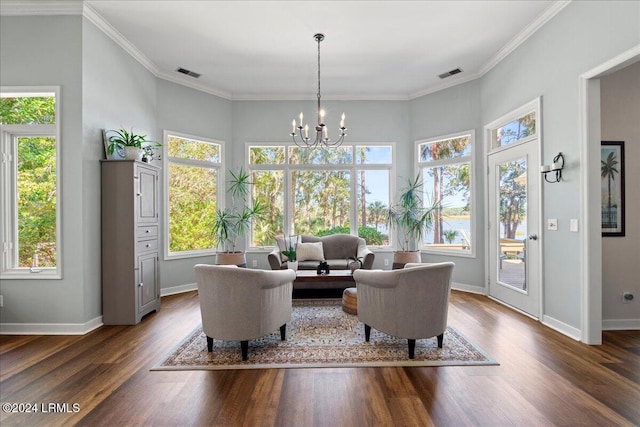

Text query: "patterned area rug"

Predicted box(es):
[153, 299, 497, 370]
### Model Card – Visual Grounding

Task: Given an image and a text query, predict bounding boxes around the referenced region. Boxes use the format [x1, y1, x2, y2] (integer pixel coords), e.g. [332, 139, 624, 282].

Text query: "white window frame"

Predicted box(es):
[163, 130, 224, 260]
[246, 142, 395, 250]
[0, 86, 62, 279]
[416, 129, 476, 258]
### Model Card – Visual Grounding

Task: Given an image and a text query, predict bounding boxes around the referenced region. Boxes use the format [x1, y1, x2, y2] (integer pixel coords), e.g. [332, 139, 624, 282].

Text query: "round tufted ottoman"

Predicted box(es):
[342, 287, 358, 315]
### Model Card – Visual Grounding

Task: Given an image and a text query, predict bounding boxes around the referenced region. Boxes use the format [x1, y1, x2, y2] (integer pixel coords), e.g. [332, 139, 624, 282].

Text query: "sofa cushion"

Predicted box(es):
[318, 234, 360, 260]
[297, 242, 325, 261]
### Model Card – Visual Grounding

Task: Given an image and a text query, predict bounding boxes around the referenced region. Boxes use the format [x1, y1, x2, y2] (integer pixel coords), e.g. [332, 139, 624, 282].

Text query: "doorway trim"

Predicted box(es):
[579, 44, 640, 345]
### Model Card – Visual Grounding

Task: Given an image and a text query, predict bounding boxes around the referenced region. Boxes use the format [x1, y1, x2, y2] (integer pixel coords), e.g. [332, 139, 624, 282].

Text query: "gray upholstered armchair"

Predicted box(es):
[353, 262, 455, 359]
[194, 264, 296, 361]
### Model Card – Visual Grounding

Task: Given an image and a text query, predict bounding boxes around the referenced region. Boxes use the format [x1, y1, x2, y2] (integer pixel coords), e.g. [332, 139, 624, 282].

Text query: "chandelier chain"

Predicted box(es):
[290, 33, 347, 148]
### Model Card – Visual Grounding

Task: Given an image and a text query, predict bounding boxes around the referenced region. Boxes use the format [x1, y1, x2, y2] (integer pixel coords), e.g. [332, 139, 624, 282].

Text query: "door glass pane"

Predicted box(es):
[497, 158, 527, 290]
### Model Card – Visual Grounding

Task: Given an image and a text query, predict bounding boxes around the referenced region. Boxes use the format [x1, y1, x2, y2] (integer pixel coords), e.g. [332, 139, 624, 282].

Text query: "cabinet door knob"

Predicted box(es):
[145, 229, 150, 233]
[146, 244, 151, 248]
[139, 282, 144, 287]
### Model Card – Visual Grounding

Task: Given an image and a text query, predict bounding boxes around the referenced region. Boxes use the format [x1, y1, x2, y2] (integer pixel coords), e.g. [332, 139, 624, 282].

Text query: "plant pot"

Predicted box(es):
[392, 250, 421, 269]
[288, 260, 298, 271]
[124, 146, 143, 161]
[215, 251, 247, 267]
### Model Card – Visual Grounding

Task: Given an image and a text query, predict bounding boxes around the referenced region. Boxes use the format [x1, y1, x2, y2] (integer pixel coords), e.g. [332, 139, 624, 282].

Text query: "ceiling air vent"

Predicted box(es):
[438, 68, 462, 79]
[176, 67, 201, 79]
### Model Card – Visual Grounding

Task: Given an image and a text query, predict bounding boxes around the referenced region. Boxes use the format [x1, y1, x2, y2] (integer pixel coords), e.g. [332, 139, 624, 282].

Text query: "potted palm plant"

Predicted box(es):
[107, 128, 149, 161]
[213, 167, 264, 266]
[388, 174, 439, 269]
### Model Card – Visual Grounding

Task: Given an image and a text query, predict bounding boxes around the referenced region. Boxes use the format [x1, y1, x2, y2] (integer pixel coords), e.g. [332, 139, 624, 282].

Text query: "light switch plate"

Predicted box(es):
[548, 219, 558, 230]
[570, 219, 579, 232]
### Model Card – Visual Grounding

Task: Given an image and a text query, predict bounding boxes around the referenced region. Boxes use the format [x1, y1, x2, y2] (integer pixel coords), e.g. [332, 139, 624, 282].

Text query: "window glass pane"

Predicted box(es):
[168, 164, 217, 252]
[289, 146, 352, 164]
[356, 146, 392, 164]
[292, 170, 351, 235]
[492, 112, 536, 148]
[167, 135, 219, 162]
[0, 95, 55, 124]
[357, 169, 389, 245]
[251, 170, 284, 246]
[418, 136, 471, 162]
[249, 146, 285, 165]
[422, 163, 471, 251]
[17, 136, 57, 267]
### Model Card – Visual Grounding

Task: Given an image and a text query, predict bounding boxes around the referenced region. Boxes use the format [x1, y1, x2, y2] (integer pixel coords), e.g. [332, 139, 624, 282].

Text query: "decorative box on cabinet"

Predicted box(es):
[101, 160, 161, 324]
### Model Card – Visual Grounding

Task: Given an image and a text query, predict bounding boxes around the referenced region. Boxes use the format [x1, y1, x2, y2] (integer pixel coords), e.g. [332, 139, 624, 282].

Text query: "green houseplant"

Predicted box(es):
[388, 174, 439, 268]
[107, 128, 149, 161]
[212, 167, 264, 266]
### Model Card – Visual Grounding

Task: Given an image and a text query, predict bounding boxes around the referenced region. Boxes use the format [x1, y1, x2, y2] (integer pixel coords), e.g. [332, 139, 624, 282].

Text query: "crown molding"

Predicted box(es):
[82, 3, 159, 76]
[232, 93, 411, 101]
[156, 71, 233, 100]
[0, 0, 82, 15]
[477, 0, 572, 77]
[408, 72, 482, 100]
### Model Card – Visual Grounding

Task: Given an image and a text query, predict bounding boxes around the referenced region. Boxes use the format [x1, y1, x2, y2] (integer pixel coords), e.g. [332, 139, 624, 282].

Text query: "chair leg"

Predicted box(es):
[240, 340, 249, 361]
[408, 339, 416, 359]
[206, 336, 213, 352]
[280, 324, 287, 341]
[437, 333, 444, 348]
[364, 324, 371, 342]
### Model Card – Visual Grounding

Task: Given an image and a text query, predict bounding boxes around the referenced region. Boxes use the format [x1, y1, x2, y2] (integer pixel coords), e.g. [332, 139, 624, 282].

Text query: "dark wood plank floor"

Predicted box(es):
[1, 290, 638, 426]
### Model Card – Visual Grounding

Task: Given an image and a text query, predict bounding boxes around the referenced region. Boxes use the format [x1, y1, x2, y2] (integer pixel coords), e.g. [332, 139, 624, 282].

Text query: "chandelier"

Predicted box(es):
[290, 33, 347, 148]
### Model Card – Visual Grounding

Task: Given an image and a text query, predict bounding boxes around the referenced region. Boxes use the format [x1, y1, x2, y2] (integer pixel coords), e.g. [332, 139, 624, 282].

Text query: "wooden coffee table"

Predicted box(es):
[293, 270, 355, 288]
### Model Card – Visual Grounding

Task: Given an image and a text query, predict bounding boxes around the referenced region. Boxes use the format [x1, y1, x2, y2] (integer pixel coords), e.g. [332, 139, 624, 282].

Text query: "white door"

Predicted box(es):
[488, 141, 540, 317]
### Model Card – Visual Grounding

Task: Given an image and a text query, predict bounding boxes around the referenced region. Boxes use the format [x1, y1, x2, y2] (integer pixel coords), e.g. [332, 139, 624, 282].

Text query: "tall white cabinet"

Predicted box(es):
[101, 160, 161, 324]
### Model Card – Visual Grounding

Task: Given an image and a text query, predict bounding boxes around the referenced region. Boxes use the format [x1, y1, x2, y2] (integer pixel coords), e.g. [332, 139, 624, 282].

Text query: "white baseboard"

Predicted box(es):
[161, 282, 197, 297]
[602, 318, 640, 330]
[541, 314, 582, 341]
[0, 315, 103, 335]
[452, 281, 486, 295]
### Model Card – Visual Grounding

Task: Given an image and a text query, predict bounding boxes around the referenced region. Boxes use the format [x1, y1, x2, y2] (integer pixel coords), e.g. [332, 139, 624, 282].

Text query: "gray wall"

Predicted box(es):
[410, 80, 484, 289]
[600, 61, 640, 325]
[155, 79, 232, 288]
[0, 16, 86, 325]
[479, 0, 639, 330]
[82, 17, 158, 321]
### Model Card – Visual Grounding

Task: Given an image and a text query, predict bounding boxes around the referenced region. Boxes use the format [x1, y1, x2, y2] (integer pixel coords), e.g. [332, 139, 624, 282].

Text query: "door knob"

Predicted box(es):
[528, 234, 538, 241]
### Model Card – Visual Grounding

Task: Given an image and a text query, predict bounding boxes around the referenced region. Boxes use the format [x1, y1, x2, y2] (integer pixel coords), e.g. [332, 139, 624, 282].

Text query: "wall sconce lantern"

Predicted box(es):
[540, 152, 565, 183]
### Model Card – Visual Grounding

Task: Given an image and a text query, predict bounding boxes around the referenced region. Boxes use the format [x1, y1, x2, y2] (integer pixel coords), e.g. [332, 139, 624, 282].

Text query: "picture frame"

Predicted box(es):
[102, 129, 125, 160]
[601, 141, 625, 236]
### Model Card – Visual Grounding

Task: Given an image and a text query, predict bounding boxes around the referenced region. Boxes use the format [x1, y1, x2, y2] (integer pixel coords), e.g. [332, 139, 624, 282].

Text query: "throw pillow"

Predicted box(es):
[296, 242, 325, 262]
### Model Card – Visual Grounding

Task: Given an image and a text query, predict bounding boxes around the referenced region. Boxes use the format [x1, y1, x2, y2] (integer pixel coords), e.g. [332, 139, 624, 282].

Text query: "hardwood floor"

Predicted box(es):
[1, 290, 638, 426]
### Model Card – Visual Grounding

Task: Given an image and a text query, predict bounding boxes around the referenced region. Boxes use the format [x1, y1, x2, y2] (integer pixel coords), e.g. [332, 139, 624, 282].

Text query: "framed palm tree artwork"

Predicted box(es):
[601, 141, 625, 236]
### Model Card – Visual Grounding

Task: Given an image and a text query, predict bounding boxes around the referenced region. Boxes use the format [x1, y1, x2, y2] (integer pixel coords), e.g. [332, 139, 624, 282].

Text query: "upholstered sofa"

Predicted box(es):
[268, 234, 375, 271]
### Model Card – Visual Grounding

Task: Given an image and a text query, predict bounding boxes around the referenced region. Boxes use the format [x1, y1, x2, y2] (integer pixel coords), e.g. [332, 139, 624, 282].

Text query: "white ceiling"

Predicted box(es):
[7, 1, 571, 100]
